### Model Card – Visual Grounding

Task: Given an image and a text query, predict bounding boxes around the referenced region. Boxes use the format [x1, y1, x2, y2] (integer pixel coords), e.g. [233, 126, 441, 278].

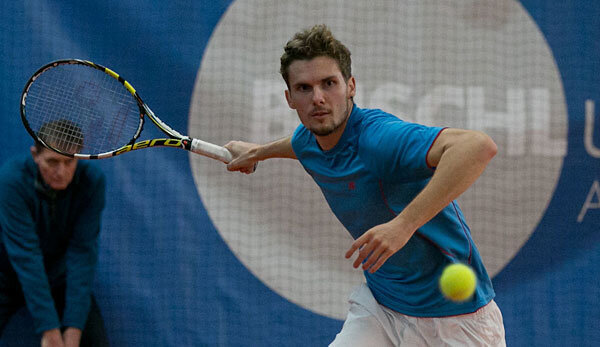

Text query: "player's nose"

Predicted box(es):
[312, 87, 325, 104]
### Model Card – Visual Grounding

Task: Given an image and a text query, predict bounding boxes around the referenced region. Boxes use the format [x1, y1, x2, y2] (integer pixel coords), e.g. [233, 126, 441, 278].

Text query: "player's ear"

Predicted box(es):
[347, 76, 356, 99]
[285, 89, 296, 109]
[30, 145, 41, 164]
[30, 145, 38, 158]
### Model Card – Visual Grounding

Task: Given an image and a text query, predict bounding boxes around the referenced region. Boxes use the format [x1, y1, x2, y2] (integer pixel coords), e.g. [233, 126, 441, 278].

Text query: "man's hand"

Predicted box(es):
[345, 219, 414, 274]
[41, 328, 65, 347]
[224, 141, 260, 174]
[224, 136, 296, 174]
[62, 327, 82, 347]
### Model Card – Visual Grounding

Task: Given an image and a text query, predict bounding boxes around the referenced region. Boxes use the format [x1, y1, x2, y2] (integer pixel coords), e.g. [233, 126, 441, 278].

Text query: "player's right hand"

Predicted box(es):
[224, 141, 260, 174]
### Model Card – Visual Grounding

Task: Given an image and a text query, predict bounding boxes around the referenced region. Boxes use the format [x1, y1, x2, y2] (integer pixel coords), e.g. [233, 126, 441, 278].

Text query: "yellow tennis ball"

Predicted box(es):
[439, 263, 477, 302]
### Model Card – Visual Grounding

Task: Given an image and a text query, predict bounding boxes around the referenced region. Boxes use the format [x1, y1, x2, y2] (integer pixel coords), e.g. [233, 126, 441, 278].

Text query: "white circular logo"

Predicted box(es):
[189, 0, 566, 319]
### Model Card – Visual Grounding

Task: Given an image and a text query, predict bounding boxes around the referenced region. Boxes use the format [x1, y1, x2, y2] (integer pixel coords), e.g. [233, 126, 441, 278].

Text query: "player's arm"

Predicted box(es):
[62, 172, 105, 335]
[0, 183, 62, 334]
[346, 128, 497, 273]
[398, 128, 497, 233]
[224, 136, 297, 174]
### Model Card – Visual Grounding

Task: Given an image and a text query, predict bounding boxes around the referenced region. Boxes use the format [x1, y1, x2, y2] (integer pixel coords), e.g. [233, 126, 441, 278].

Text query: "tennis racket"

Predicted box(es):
[20, 59, 232, 162]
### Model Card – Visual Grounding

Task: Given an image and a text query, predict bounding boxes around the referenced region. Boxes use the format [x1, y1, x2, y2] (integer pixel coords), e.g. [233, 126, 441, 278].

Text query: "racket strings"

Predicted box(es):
[25, 63, 141, 155]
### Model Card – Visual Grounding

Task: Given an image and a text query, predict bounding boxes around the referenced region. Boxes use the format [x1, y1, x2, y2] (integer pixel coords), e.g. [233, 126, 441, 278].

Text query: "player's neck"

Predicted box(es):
[316, 123, 346, 151]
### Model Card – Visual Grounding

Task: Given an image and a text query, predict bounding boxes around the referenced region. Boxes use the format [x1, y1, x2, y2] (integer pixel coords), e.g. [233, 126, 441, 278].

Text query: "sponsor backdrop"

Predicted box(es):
[0, 0, 598, 346]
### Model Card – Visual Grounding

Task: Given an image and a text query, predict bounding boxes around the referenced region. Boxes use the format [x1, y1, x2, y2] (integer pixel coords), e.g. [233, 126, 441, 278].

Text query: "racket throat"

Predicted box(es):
[115, 138, 189, 155]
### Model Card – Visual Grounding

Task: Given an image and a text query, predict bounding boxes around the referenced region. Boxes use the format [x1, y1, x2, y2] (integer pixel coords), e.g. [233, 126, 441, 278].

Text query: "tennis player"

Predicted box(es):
[225, 24, 506, 346]
[0, 120, 108, 346]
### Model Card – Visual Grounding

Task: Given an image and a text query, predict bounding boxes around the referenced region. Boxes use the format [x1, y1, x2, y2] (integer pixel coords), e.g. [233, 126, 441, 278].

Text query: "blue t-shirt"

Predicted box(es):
[291, 105, 495, 317]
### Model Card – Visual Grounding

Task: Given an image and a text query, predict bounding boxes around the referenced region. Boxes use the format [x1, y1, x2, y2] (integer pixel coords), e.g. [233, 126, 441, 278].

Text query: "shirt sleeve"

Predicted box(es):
[0, 180, 61, 334]
[62, 171, 106, 329]
[360, 118, 445, 181]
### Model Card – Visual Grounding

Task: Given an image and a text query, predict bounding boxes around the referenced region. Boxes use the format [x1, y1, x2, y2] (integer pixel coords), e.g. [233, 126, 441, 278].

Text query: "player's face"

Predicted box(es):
[31, 146, 78, 190]
[285, 56, 355, 149]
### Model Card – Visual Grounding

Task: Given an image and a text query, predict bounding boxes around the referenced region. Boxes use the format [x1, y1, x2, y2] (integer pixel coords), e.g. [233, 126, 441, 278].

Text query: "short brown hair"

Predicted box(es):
[280, 24, 352, 87]
[35, 119, 84, 154]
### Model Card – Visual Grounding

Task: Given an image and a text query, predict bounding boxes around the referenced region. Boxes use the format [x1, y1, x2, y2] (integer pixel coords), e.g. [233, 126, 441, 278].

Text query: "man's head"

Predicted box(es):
[31, 119, 83, 190]
[281, 25, 356, 149]
[34, 119, 84, 155]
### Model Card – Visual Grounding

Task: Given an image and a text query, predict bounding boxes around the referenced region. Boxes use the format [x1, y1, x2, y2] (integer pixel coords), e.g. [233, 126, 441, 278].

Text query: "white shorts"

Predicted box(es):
[329, 284, 506, 347]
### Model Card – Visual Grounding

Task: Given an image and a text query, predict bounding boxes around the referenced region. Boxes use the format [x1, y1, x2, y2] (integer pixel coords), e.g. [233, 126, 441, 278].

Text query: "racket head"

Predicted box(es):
[20, 59, 145, 158]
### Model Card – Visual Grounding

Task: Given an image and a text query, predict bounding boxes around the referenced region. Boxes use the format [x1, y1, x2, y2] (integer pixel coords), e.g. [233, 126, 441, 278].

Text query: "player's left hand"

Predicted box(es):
[345, 220, 414, 273]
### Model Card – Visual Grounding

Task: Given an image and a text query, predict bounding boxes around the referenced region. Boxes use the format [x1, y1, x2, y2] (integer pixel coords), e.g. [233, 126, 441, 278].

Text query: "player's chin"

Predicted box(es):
[49, 182, 69, 190]
[309, 124, 335, 137]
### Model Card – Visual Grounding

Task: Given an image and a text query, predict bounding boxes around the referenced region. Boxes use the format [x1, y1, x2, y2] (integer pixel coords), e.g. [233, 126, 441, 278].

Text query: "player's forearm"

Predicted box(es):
[63, 252, 96, 329]
[1, 231, 61, 332]
[226, 136, 296, 173]
[250, 136, 297, 161]
[63, 188, 103, 330]
[63, 228, 100, 329]
[393, 132, 497, 232]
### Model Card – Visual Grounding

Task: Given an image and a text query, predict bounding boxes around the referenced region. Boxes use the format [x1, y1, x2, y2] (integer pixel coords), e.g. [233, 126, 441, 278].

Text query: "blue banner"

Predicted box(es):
[0, 1, 598, 346]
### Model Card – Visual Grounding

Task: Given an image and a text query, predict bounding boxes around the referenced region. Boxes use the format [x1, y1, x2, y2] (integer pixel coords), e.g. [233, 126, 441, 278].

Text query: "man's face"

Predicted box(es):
[31, 146, 78, 190]
[285, 56, 355, 148]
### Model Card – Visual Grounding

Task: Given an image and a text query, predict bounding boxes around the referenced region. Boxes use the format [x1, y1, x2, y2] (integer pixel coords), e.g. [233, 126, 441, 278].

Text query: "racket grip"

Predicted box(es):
[190, 138, 232, 163]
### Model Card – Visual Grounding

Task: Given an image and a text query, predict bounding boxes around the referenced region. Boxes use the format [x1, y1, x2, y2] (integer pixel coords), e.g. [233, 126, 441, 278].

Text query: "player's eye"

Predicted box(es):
[297, 84, 311, 92]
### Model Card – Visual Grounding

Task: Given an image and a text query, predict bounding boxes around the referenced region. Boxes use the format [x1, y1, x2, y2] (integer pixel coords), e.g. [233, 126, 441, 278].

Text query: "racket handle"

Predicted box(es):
[190, 138, 232, 163]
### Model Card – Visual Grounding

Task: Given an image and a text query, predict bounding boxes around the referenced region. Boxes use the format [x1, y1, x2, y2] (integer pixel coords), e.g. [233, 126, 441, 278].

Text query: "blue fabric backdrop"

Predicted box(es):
[0, 1, 598, 346]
